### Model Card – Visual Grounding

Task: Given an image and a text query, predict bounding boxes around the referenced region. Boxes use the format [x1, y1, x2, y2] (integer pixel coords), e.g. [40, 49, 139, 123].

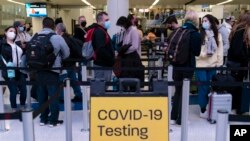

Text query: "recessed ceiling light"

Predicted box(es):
[7, 0, 25, 6]
[216, 0, 233, 5]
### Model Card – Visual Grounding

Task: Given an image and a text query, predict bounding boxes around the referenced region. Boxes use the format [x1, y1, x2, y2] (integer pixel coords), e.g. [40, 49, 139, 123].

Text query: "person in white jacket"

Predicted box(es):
[218, 16, 235, 64]
[196, 14, 223, 119]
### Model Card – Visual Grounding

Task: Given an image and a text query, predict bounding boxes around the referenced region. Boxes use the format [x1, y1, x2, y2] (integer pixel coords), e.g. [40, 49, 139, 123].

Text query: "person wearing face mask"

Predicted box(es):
[0, 26, 27, 112]
[218, 16, 235, 64]
[196, 14, 223, 119]
[55, 23, 84, 103]
[25, 23, 33, 35]
[164, 15, 179, 31]
[127, 14, 142, 56]
[87, 12, 115, 81]
[74, 16, 88, 42]
[13, 21, 31, 49]
[116, 16, 144, 84]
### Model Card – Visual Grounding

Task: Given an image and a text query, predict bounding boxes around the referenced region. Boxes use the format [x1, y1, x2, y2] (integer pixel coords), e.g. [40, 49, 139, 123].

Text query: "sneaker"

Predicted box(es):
[11, 108, 18, 112]
[40, 121, 48, 126]
[48, 120, 63, 128]
[71, 96, 82, 103]
[170, 120, 177, 125]
[19, 105, 25, 111]
[200, 111, 208, 119]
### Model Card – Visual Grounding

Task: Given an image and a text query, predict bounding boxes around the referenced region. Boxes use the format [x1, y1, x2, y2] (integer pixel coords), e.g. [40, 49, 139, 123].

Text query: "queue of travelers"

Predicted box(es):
[0, 10, 249, 128]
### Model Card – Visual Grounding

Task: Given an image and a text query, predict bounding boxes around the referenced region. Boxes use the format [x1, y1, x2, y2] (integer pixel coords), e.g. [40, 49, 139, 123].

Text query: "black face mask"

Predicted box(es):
[168, 26, 174, 31]
[26, 28, 31, 32]
[81, 21, 87, 27]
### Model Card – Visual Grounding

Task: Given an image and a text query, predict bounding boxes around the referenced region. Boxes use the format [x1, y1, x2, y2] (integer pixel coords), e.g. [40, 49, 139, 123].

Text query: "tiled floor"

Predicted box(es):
[0, 105, 230, 141]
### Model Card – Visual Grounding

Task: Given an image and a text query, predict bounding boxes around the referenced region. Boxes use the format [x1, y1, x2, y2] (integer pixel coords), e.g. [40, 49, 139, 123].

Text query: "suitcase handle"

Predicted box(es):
[119, 78, 140, 94]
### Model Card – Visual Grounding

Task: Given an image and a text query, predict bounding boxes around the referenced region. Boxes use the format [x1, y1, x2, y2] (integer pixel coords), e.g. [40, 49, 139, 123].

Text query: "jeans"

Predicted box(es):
[60, 70, 83, 99]
[94, 64, 112, 81]
[36, 71, 60, 123]
[8, 72, 27, 108]
[196, 70, 216, 109]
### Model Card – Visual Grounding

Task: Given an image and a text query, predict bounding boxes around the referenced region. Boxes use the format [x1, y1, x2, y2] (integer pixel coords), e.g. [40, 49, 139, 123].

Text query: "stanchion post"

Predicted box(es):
[26, 75, 32, 110]
[181, 79, 190, 141]
[167, 65, 173, 132]
[157, 58, 163, 80]
[81, 65, 89, 132]
[0, 70, 7, 132]
[215, 110, 229, 141]
[64, 79, 72, 141]
[22, 110, 35, 141]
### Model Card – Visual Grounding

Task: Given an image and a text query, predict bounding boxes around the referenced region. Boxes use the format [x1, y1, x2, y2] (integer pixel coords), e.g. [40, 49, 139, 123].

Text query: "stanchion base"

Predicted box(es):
[0, 128, 9, 132]
[81, 129, 90, 132]
[169, 128, 173, 133]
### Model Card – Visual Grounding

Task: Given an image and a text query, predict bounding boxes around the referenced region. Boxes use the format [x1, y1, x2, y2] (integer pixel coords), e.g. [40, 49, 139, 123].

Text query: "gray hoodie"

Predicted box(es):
[28, 28, 70, 73]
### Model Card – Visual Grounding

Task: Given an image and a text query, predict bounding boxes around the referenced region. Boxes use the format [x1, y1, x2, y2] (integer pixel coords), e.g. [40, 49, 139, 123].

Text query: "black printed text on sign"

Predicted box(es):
[90, 97, 168, 141]
[230, 125, 250, 141]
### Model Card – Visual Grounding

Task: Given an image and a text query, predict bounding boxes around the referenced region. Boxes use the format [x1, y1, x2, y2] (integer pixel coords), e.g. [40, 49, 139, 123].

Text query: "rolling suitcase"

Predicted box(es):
[207, 92, 232, 124]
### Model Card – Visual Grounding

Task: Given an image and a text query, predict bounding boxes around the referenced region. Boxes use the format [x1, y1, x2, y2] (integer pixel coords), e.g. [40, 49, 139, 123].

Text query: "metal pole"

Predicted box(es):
[167, 65, 173, 132]
[215, 110, 229, 141]
[157, 58, 163, 80]
[64, 79, 72, 141]
[0, 70, 7, 132]
[22, 110, 35, 141]
[81, 65, 89, 132]
[26, 75, 32, 110]
[181, 79, 190, 141]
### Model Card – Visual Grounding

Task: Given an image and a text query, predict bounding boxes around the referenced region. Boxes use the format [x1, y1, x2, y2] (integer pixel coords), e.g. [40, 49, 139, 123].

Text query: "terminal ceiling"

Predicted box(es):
[2, 0, 250, 8]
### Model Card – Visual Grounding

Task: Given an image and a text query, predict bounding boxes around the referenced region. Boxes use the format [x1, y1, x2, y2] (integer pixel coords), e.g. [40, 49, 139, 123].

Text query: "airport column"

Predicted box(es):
[107, 0, 129, 36]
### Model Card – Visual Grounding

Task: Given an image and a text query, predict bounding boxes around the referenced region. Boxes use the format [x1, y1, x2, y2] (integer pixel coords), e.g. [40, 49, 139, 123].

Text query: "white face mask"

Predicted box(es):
[6, 31, 16, 40]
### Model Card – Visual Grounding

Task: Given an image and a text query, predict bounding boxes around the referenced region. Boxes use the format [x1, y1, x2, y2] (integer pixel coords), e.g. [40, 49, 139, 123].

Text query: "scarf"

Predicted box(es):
[205, 30, 217, 55]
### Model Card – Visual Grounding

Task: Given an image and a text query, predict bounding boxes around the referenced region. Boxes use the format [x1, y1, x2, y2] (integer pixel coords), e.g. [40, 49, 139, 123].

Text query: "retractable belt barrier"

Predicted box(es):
[0, 82, 64, 121]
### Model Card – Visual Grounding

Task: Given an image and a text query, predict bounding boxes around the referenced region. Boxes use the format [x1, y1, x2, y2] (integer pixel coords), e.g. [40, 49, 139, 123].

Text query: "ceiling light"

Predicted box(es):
[216, 0, 233, 5]
[81, 0, 96, 9]
[149, 0, 160, 9]
[7, 0, 25, 6]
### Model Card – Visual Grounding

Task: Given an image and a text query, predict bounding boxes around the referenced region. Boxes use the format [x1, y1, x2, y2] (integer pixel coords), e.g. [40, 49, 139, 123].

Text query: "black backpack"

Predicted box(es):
[68, 36, 83, 59]
[26, 33, 56, 69]
[61, 34, 83, 67]
[166, 27, 194, 65]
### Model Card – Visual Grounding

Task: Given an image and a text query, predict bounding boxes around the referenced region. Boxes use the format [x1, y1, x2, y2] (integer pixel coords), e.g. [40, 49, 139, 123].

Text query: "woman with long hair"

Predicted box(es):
[0, 26, 27, 112]
[227, 11, 250, 114]
[196, 14, 223, 118]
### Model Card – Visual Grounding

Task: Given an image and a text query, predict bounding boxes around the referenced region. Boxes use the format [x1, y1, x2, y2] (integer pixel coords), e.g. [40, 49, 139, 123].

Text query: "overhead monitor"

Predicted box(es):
[26, 3, 47, 17]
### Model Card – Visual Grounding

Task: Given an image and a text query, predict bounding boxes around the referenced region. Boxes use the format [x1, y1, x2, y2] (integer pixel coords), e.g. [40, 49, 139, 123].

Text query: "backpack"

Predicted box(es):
[166, 27, 194, 64]
[26, 33, 56, 69]
[68, 36, 83, 59]
[82, 27, 109, 60]
[61, 34, 83, 67]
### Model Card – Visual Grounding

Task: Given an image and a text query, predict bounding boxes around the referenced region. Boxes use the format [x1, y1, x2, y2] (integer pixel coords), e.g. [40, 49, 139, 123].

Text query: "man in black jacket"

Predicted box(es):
[88, 12, 115, 81]
[74, 16, 87, 42]
[56, 23, 83, 102]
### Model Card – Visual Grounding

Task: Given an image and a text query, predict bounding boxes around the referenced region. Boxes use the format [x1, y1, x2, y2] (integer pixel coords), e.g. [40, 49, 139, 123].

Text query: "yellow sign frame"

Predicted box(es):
[90, 96, 169, 141]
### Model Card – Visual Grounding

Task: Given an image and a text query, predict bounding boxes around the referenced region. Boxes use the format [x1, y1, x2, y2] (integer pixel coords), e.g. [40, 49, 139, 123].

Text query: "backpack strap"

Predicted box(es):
[168, 28, 181, 47]
[173, 29, 188, 62]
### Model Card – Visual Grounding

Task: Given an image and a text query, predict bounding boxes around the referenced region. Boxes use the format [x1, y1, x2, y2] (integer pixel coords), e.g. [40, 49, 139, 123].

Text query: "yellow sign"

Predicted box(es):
[90, 96, 168, 141]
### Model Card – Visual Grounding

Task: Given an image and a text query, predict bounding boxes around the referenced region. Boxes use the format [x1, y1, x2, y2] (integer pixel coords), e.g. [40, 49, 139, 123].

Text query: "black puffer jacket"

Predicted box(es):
[0, 39, 13, 67]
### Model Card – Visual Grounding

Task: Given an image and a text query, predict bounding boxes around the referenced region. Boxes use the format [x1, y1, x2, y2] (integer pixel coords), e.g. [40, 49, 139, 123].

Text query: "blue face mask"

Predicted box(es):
[104, 21, 111, 29]
[202, 22, 210, 30]
[19, 26, 24, 32]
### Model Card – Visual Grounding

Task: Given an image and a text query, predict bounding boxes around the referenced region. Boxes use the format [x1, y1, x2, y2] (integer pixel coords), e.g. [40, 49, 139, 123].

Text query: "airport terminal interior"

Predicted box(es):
[1, 0, 250, 141]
